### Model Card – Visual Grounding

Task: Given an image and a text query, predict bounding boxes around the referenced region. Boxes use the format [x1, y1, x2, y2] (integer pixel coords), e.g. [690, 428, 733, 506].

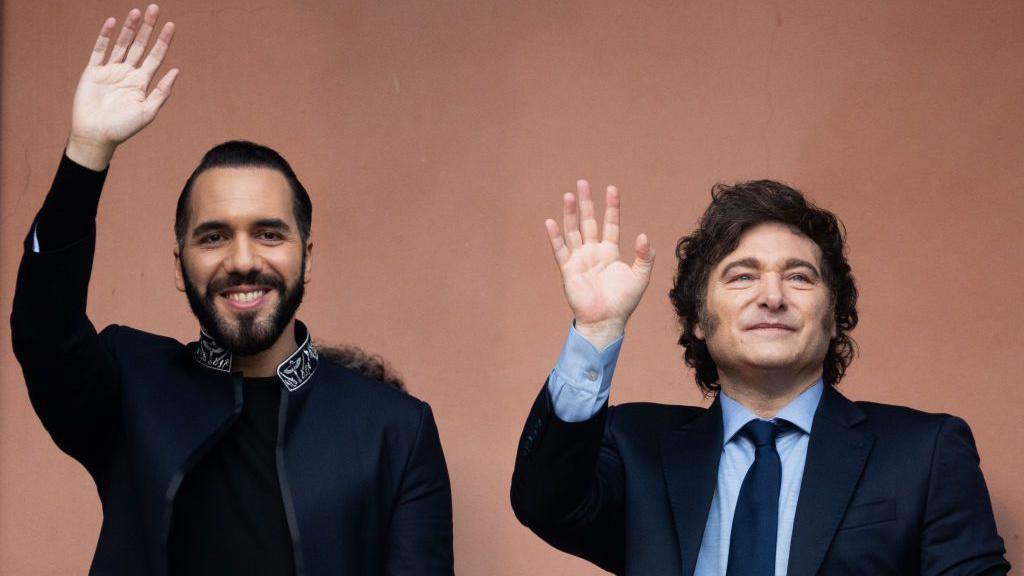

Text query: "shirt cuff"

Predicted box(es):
[547, 322, 623, 422]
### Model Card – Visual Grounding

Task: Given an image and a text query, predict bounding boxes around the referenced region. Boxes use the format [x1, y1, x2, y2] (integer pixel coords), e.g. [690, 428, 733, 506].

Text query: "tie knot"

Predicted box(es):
[743, 419, 778, 448]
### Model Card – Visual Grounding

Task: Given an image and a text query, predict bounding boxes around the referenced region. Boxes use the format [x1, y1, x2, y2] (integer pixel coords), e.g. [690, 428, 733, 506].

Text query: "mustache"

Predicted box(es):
[207, 271, 286, 294]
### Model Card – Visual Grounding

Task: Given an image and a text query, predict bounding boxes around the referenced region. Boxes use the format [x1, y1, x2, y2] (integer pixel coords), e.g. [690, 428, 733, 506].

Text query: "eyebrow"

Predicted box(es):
[783, 258, 821, 278]
[253, 218, 292, 232]
[191, 220, 228, 239]
[719, 257, 822, 279]
[190, 218, 293, 239]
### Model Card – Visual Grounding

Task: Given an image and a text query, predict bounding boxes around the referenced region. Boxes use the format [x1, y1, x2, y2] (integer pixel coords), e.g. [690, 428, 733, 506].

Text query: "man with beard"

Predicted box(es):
[10, 6, 453, 575]
[510, 180, 1008, 574]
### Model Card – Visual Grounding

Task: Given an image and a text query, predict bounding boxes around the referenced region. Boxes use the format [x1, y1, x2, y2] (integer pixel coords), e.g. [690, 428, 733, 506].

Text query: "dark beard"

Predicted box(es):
[182, 256, 305, 356]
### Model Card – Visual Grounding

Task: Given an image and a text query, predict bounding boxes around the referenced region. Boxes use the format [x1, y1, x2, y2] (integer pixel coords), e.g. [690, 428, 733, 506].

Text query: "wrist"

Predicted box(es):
[574, 319, 625, 351]
[66, 135, 116, 171]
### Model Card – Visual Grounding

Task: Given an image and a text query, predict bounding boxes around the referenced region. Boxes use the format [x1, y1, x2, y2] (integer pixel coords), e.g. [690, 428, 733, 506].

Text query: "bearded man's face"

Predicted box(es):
[174, 167, 311, 355]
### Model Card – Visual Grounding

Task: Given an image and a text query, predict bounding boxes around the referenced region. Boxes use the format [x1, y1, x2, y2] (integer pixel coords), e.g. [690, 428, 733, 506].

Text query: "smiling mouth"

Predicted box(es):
[226, 290, 266, 303]
[220, 287, 273, 310]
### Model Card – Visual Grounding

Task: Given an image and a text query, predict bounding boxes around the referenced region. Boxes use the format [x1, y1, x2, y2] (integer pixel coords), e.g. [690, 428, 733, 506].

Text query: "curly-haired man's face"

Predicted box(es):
[695, 221, 835, 387]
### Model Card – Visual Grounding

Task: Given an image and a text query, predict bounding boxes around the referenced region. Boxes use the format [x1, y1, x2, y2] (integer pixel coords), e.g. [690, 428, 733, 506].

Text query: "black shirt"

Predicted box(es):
[167, 376, 296, 576]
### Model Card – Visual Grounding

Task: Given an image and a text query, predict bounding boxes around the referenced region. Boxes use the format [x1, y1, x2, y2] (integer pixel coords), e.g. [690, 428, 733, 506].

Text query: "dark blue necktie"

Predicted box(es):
[726, 419, 782, 576]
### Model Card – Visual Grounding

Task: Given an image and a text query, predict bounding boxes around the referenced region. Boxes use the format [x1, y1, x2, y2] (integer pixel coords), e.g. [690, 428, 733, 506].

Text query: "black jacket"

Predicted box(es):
[511, 384, 1009, 575]
[11, 164, 454, 575]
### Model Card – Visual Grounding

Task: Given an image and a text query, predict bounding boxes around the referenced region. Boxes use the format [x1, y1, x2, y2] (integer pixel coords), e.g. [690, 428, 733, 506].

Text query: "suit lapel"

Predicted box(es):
[787, 386, 875, 576]
[661, 400, 723, 576]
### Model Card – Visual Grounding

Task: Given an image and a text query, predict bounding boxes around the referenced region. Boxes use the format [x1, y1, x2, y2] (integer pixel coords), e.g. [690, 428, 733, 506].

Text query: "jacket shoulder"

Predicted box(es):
[315, 359, 430, 419]
[608, 401, 707, 433]
[101, 324, 184, 348]
[97, 324, 187, 362]
[850, 398, 973, 446]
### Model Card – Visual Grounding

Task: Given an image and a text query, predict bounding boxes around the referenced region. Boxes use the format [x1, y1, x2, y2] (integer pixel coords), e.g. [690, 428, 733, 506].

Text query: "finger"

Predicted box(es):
[108, 8, 143, 64]
[577, 179, 599, 243]
[631, 233, 655, 280]
[142, 67, 179, 122]
[88, 17, 118, 66]
[126, 4, 160, 66]
[602, 185, 620, 245]
[562, 191, 582, 248]
[544, 219, 571, 267]
[140, 22, 175, 78]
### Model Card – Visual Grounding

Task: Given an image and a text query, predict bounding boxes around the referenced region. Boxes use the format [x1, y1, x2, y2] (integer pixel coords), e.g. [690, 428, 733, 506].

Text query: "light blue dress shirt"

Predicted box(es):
[548, 323, 823, 576]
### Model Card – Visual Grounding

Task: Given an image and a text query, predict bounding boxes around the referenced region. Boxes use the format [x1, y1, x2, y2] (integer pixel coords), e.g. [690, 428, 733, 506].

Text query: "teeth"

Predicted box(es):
[227, 290, 265, 303]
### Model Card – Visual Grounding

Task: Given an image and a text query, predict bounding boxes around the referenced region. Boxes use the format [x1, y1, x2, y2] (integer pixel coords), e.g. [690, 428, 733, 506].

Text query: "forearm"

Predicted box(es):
[510, 385, 624, 572]
[33, 151, 107, 251]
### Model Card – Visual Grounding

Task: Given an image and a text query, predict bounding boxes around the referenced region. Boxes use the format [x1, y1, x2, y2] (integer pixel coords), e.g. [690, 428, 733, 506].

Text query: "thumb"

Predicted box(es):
[631, 233, 655, 279]
[141, 67, 179, 123]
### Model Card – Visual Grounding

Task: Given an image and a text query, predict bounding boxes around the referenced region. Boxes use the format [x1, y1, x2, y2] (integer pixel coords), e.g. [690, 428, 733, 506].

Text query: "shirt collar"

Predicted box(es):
[719, 379, 824, 444]
[193, 320, 319, 392]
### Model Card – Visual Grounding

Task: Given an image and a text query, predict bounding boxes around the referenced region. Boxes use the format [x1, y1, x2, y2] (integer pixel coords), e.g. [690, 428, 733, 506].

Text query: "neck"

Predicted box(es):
[717, 367, 822, 419]
[232, 319, 299, 378]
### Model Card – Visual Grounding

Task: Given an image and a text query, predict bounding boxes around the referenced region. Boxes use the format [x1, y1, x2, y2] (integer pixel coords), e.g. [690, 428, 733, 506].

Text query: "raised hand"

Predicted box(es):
[67, 5, 178, 170]
[545, 180, 655, 350]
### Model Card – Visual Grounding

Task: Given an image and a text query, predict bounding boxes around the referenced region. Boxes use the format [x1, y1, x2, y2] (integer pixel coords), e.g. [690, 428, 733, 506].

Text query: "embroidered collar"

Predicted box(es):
[194, 322, 319, 392]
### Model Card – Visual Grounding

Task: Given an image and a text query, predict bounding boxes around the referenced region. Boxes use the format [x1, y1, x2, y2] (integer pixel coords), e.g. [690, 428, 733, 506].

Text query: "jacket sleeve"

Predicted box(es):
[920, 416, 1010, 575]
[10, 155, 121, 476]
[510, 383, 626, 574]
[385, 402, 454, 576]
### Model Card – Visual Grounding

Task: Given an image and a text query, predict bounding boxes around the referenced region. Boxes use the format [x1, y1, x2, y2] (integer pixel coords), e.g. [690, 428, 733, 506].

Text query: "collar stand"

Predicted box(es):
[193, 321, 319, 392]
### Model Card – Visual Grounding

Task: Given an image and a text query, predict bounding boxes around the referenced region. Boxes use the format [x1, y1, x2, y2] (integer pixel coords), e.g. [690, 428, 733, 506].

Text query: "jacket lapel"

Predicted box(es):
[787, 386, 874, 576]
[661, 400, 723, 576]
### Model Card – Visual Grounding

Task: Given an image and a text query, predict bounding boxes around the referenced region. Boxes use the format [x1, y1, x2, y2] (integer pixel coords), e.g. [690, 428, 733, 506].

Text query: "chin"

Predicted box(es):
[740, 350, 803, 370]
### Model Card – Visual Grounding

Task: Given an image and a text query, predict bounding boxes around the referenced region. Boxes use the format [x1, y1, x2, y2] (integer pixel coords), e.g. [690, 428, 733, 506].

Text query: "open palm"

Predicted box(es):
[546, 180, 654, 349]
[70, 6, 177, 160]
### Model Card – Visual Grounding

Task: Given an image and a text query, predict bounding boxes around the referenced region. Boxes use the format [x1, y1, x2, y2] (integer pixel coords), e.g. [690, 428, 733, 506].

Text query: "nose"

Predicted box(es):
[223, 234, 263, 275]
[758, 273, 785, 312]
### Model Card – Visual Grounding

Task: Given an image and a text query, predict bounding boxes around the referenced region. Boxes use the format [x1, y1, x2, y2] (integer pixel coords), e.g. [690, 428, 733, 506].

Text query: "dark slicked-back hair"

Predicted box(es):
[175, 141, 312, 247]
[668, 180, 858, 394]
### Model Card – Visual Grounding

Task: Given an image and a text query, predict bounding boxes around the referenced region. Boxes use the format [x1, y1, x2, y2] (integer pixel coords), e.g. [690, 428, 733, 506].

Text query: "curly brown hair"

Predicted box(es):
[668, 180, 858, 394]
[316, 343, 406, 392]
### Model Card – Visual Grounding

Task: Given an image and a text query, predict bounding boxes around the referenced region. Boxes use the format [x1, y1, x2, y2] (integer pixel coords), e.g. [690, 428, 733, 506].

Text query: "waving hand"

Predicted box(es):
[545, 180, 655, 350]
[68, 5, 178, 170]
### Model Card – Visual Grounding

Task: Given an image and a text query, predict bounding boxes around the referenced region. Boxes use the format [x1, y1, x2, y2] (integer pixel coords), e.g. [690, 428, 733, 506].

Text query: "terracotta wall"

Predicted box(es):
[2, 1, 1021, 573]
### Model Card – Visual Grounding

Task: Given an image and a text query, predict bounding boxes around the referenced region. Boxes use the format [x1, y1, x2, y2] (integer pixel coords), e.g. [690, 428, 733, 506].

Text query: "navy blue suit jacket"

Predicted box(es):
[512, 383, 1009, 575]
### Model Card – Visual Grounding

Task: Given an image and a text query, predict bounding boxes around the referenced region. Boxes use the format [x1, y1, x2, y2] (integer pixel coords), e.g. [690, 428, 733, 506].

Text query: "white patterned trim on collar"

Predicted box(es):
[193, 324, 319, 392]
[195, 329, 232, 372]
[276, 330, 318, 392]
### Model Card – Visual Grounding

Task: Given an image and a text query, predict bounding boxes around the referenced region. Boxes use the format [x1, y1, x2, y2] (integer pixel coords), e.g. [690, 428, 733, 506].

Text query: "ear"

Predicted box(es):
[694, 321, 705, 341]
[174, 245, 186, 292]
[303, 240, 313, 284]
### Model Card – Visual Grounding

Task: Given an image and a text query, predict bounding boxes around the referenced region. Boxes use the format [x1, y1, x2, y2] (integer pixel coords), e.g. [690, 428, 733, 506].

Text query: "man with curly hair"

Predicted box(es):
[512, 180, 1008, 575]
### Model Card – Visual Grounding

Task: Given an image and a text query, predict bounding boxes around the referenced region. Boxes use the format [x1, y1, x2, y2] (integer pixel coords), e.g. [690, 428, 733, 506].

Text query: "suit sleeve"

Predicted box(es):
[10, 154, 121, 476]
[920, 416, 1010, 575]
[510, 383, 626, 574]
[385, 402, 454, 576]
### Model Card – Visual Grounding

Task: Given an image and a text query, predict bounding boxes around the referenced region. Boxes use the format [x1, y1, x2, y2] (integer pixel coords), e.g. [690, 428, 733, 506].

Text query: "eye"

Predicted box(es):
[788, 273, 812, 283]
[728, 273, 755, 283]
[199, 232, 225, 245]
[256, 230, 284, 242]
